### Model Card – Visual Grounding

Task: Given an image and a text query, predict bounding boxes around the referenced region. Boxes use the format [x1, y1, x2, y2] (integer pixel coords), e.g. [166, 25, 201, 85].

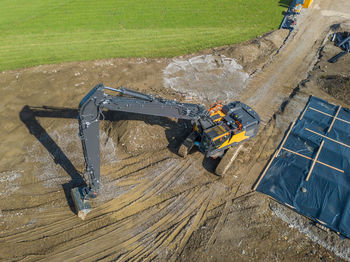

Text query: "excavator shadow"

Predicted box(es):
[19, 105, 86, 213]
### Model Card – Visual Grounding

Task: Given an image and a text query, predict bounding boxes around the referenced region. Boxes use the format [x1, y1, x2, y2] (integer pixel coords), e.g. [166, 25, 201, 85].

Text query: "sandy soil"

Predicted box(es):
[0, 0, 350, 261]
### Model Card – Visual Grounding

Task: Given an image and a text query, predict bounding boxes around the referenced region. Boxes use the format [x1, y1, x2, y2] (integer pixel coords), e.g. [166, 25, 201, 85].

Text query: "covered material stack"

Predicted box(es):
[255, 96, 350, 237]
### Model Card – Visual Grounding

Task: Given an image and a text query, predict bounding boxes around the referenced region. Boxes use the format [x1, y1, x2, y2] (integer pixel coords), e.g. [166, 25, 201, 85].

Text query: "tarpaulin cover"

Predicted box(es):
[257, 96, 350, 237]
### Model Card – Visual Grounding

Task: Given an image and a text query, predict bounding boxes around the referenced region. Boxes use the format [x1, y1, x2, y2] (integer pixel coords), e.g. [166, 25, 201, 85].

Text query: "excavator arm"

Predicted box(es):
[72, 84, 207, 219]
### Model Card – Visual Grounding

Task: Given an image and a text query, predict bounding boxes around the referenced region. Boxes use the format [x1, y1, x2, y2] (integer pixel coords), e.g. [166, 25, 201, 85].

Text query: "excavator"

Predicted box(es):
[72, 84, 260, 219]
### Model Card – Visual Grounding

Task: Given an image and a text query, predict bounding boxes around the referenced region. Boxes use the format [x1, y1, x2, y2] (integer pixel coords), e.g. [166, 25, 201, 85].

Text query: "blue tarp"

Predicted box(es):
[257, 96, 350, 237]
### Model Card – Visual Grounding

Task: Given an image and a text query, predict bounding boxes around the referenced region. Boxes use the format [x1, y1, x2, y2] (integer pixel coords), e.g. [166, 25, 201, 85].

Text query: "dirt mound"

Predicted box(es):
[213, 29, 290, 74]
[102, 114, 190, 156]
[318, 75, 350, 103]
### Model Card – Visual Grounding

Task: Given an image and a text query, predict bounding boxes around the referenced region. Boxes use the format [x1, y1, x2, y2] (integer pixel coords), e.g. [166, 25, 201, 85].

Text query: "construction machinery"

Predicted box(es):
[280, 0, 313, 30]
[72, 84, 260, 219]
[329, 31, 350, 63]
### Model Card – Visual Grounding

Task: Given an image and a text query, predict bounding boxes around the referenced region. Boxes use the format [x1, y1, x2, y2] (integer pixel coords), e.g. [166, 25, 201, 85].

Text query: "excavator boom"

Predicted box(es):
[72, 84, 208, 219]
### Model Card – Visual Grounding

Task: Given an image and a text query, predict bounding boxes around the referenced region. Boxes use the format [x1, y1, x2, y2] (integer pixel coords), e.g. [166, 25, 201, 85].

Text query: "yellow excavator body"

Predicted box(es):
[302, 0, 313, 8]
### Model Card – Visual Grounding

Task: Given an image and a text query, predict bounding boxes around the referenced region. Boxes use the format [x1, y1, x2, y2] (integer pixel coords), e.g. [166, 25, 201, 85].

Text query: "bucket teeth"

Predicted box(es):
[71, 187, 92, 220]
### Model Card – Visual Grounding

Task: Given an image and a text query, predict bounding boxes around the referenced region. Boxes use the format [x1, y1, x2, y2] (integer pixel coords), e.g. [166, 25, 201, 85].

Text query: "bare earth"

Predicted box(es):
[1, 0, 350, 261]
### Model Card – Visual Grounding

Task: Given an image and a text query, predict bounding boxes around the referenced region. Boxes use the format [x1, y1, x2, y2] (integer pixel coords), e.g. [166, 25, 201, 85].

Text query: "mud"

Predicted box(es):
[1, 1, 350, 261]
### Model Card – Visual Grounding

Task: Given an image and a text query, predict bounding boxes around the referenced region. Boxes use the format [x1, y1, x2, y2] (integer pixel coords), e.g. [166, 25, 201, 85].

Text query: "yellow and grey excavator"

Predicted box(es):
[72, 84, 260, 219]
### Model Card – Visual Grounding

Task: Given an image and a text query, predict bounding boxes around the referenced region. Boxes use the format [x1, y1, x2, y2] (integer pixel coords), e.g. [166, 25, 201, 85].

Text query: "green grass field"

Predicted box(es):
[0, 0, 288, 71]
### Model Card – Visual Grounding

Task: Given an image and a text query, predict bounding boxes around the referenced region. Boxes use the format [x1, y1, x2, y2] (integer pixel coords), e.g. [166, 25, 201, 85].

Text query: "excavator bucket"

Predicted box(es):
[71, 187, 91, 220]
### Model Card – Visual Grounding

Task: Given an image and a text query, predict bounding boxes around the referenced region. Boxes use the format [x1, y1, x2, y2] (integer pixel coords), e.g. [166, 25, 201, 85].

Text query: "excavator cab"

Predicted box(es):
[199, 125, 231, 158]
[194, 101, 260, 160]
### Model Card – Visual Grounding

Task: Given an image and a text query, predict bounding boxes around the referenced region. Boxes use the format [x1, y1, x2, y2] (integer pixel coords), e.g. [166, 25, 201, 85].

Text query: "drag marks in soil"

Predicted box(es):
[0, 147, 225, 261]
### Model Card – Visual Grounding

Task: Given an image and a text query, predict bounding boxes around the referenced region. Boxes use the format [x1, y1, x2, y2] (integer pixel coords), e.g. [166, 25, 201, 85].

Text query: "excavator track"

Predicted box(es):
[215, 145, 243, 176]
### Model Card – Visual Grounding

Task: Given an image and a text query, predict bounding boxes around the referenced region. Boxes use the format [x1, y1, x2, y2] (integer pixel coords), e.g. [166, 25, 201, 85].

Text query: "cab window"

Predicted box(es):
[212, 134, 230, 149]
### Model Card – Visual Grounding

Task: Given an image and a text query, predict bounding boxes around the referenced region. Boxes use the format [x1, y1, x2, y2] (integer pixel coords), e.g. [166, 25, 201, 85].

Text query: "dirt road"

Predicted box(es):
[1, 0, 350, 261]
[244, 0, 349, 120]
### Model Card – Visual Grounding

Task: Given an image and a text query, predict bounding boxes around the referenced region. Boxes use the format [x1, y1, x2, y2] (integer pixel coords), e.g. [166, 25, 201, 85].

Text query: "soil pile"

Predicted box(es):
[102, 114, 190, 156]
[213, 29, 290, 74]
[319, 75, 350, 103]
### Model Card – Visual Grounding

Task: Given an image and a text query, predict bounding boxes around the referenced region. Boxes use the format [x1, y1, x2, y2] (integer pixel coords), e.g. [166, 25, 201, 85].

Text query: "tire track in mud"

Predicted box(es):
[44, 177, 213, 260]
[0, 143, 225, 261]
[53, 156, 215, 261]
